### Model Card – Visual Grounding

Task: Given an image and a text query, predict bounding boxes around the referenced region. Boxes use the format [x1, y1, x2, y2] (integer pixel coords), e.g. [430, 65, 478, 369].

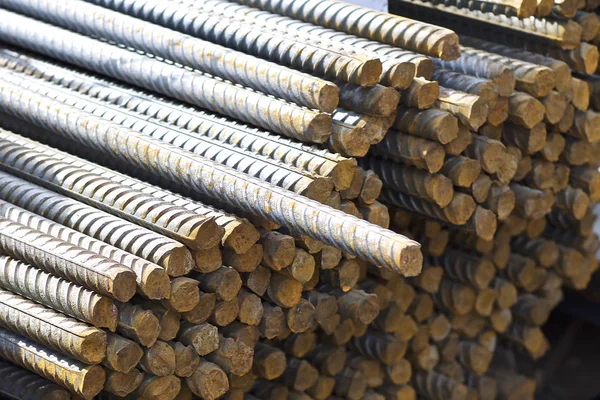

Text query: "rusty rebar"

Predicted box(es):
[0, 0, 340, 113]
[0, 171, 193, 276]
[0, 77, 423, 276]
[0, 9, 332, 144]
[0, 217, 136, 302]
[0, 254, 118, 331]
[0, 289, 107, 364]
[233, 0, 461, 59]
[0, 328, 105, 399]
[0, 48, 357, 192]
[88, 0, 383, 86]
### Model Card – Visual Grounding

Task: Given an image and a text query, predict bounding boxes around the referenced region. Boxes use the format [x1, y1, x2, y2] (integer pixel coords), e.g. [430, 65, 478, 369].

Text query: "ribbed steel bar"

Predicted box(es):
[0, 9, 331, 144]
[137, 0, 421, 86]
[0, 0, 339, 113]
[0, 328, 105, 399]
[426, 0, 537, 18]
[0, 171, 193, 277]
[0, 47, 356, 191]
[231, 0, 461, 59]
[0, 199, 170, 300]
[0, 69, 333, 203]
[0, 217, 137, 302]
[0, 289, 107, 364]
[0, 360, 71, 400]
[0, 254, 118, 331]
[0, 128, 223, 250]
[0, 76, 422, 276]
[86, 0, 382, 86]
[389, 0, 583, 50]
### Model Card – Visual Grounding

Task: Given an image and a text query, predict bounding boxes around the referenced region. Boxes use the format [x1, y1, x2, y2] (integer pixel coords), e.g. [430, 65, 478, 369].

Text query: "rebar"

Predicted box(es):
[0, 69, 334, 203]
[152, 0, 421, 87]
[0, 129, 223, 251]
[0, 289, 107, 364]
[87, 0, 382, 86]
[0, 77, 422, 276]
[371, 131, 446, 173]
[0, 217, 137, 302]
[0, 328, 105, 399]
[390, 0, 583, 50]
[360, 157, 454, 207]
[0, 170, 193, 276]
[0, 0, 340, 113]
[458, 35, 572, 92]
[0, 359, 71, 400]
[0, 48, 357, 191]
[436, 86, 488, 131]
[0, 254, 118, 331]
[232, 0, 461, 59]
[0, 200, 170, 300]
[0, 10, 331, 144]
[380, 189, 476, 226]
[458, 47, 556, 98]
[426, 0, 537, 18]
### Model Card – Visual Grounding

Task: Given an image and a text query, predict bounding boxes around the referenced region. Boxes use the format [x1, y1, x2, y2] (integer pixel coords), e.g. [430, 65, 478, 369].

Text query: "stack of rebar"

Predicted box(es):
[0, 0, 596, 399]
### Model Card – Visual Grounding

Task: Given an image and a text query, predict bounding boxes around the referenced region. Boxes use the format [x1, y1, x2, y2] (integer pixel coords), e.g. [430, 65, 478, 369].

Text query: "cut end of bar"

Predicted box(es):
[217, 269, 243, 301]
[330, 159, 358, 192]
[430, 175, 454, 208]
[434, 33, 461, 61]
[224, 222, 260, 255]
[108, 339, 144, 374]
[529, 69, 555, 98]
[434, 113, 459, 145]
[424, 143, 446, 173]
[133, 311, 161, 347]
[415, 80, 440, 110]
[582, 43, 600, 74]
[398, 245, 423, 277]
[81, 330, 108, 365]
[445, 193, 476, 225]
[472, 208, 498, 241]
[141, 268, 172, 300]
[139, 375, 181, 400]
[572, 189, 591, 220]
[468, 98, 489, 131]
[79, 365, 106, 399]
[351, 58, 383, 87]
[112, 270, 138, 302]
[316, 83, 340, 113]
[384, 61, 417, 91]
[94, 298, 118, 332]
[303, 178, 335, 204]
[306, 113, 333, 144]
[167, 278, 200, 312]
[496, 189, 516, 221]
[415, 58, 434, 80]
[163, 247, 195, 277]
[187, 218, 225, 250]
